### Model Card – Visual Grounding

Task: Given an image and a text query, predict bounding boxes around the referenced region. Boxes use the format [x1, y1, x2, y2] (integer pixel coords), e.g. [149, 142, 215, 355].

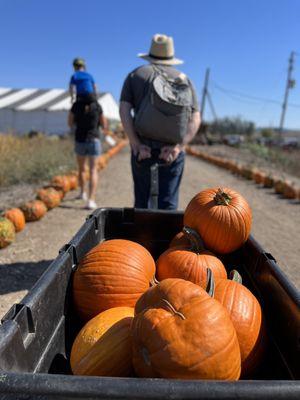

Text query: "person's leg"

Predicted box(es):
[131, 152, 151, 208]
[88, 156, 98, 201]
[86, 139, 101, 209]
[76, 155, 87, 198]
[75, 141, 88, 199]
[158, 151, 185, 210]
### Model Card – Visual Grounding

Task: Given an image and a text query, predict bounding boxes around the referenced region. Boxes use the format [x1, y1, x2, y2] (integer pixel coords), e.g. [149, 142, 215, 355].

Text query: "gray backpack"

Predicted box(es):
[134, 66, 194, 144]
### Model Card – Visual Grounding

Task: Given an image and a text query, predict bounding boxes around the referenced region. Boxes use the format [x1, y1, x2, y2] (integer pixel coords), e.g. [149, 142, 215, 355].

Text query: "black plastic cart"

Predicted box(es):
[0, 208, 299, 399]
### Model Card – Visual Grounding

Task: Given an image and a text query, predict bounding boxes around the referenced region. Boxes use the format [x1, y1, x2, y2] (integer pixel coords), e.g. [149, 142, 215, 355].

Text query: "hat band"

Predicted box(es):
[149, 53, 174, 60]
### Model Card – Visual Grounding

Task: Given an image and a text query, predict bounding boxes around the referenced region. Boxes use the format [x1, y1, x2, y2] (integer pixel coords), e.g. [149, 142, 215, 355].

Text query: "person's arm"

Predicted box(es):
[119, 101, 151, 160]
[99, 114, 108, 132]
[68, 111, 74, 128]
[182, 111, 201, 144]
[69, 84, 75, 104]
[69, 75, 76, 104]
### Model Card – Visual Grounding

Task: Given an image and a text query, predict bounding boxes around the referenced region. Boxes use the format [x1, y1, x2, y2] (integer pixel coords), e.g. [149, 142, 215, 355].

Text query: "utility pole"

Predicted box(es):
[279, 51, 296, 137]
[200, 68, 210, 120]
[206, 90, 218, 120]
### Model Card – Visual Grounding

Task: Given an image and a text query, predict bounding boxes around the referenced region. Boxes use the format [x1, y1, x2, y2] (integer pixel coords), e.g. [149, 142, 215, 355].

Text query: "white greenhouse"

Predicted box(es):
[0, 87, 120, 135]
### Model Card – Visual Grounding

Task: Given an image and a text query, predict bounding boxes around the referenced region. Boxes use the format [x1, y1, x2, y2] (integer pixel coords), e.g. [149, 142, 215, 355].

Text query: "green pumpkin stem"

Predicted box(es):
[206, 268, 215, 297]
[182, 226, 205, 254]
[229, 270, 243, 284]
[214, 188, 232, 206]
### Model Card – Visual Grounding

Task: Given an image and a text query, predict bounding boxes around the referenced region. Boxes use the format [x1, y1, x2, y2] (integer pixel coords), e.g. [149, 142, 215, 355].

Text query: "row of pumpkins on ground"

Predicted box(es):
[186, 146, 300, 200]
[71, 187, 265, 381]
[0, 140, 128, 249]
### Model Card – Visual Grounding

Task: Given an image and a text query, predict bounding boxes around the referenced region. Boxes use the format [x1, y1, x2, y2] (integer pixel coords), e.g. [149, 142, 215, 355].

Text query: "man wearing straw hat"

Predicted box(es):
[120, 34, 201, 210]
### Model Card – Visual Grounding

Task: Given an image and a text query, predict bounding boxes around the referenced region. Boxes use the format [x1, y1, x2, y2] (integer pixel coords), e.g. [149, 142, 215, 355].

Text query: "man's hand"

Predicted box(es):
[131, 142, 151, 161]
[159, 144, 183, 163]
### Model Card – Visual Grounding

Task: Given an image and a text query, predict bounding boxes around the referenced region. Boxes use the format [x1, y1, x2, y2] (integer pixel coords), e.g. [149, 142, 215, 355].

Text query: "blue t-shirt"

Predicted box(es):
[70, 71, 95, 95]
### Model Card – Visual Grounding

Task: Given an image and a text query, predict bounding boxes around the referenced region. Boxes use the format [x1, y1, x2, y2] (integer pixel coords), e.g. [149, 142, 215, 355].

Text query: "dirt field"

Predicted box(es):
[0, 146, 299, 320]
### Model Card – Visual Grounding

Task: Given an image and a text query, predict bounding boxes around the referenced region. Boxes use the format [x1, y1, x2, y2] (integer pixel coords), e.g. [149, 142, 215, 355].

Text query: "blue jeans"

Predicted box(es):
[75, 139, 101, 156]
[131, 151, 185, 210]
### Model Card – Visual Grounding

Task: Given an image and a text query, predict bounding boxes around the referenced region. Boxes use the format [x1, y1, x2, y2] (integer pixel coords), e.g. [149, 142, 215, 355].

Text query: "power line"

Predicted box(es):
[212, 81, 300, 108]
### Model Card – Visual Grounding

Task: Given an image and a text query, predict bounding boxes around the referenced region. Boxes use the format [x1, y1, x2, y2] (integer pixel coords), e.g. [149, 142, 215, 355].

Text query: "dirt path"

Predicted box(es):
[1, 146, 299, 319]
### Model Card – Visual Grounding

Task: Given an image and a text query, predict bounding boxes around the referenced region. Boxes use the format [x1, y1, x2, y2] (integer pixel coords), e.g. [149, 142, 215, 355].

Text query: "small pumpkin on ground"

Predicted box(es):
[184, 187, 252, 254]
[67, 174, 79, 190]
[157, 227, 227, 289]
[21, 200, 47, 222]
[263, 174, 275, 188]
[73, 239, 156, 321]
[71, 307, 134, 377]
[214, 270, 266, 377]
[4, 208, 25, 232]
[51, 175, 71, 193]
[274, 178, 285, 195]
[132, 277, 241, 380]
[36, 188, 61, 209]
[0, 217, 16, 248]
[43, 184, 65, 200]
[282, 181, 298, 199]
[97, 155, 107, 170]
[241, 166, 254, 180]
[253, 170, 266, 185]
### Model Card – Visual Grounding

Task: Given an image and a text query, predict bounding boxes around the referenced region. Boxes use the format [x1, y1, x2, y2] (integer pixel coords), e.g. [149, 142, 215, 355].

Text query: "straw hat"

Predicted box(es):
[138, 34, 183, 65]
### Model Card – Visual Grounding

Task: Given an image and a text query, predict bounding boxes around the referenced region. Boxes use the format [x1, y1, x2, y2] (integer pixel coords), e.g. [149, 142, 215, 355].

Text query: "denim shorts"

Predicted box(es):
[75, 139, 102, 157]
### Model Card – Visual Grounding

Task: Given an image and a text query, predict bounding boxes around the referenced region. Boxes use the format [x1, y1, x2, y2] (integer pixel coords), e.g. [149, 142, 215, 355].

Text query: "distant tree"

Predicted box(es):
[260, 128, 274, 138]
[209, 117, 255, 138]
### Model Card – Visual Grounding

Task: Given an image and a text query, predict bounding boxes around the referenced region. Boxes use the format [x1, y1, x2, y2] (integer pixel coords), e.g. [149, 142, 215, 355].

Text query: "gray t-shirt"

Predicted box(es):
[120, 64, 199, 147]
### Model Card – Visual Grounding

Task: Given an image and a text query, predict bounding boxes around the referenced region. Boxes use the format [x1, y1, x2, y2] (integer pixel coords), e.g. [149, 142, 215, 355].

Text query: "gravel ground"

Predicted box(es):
[0, 146, 299, 320]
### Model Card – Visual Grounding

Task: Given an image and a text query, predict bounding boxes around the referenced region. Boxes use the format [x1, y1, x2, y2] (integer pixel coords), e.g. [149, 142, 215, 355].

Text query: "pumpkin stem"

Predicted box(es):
[206, 268, 215, 297]
[182, 226, 205, 253]
[229, 270, 243, 284]
[150, 276, 159, 286]
[214, 188, 232, 206]
[161, 299, 186, 320]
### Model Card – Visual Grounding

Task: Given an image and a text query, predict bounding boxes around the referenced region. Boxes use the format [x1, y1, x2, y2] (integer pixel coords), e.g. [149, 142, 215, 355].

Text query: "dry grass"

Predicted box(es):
[245, 143, 300, 178]
[0, 134, 76, 187]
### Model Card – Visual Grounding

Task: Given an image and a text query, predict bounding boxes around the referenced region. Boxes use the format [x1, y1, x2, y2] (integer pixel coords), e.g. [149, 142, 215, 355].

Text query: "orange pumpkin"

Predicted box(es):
[21, 200, 47, 222]
[235, 164, 244, 176]
[97, 155, 107, 170]
[36, 188, 61, 209]
[263, 174, 274, 188]
[73, 239, 156, 321]
[157, 227, 227, 288]
[132, 278, 241, 380]
[4, 208, 25, 232]
[67, 174, 78, 190]
[253, 170, 266, 185]
[43, 184, 65, 200]
[71, 307, 134, 377]
[274, 178, 285, 195]
[51, 175, 71, 193]
[214, 271, 266, 377]
[184, 188, 252, 254]
[241, 166, 254, 180]
[282, 181, 298, 199]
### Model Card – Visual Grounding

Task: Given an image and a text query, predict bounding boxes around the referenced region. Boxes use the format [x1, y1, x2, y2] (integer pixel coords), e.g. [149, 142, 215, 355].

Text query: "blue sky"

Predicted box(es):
[0, 0, 299, 129]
